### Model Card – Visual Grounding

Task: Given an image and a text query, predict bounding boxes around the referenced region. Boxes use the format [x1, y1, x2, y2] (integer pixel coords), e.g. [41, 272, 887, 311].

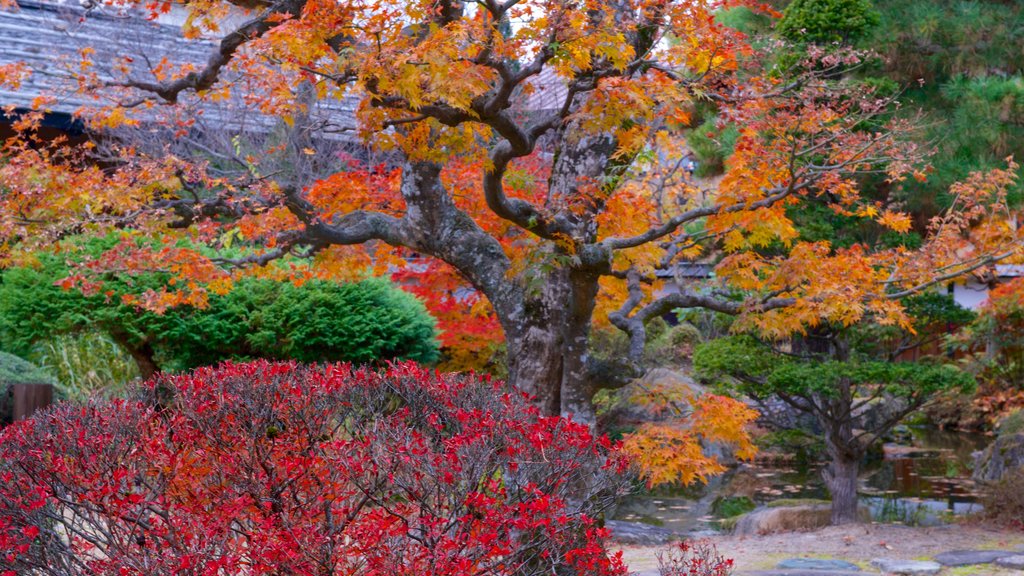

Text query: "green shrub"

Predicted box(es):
[0, 250, 440, 378]
[244, 278, 440, 365]
[778, 0, 881, 44]
[0, 351, 55, 385]
[711, 496, 756, 518]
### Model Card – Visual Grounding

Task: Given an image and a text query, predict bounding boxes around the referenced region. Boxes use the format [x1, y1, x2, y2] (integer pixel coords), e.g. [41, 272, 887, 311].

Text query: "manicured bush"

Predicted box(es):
[0, 251, 440, 380]
[777, 0, 880, 44]
[0, 351, 54, 385]
[0, 361, 630, 575]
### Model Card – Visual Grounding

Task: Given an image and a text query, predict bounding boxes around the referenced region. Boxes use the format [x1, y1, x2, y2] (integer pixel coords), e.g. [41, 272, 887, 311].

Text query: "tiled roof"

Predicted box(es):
[0, 0, 359, 135]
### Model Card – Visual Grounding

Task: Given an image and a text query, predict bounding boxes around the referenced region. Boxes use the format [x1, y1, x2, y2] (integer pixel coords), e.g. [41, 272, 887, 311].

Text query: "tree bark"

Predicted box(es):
[110, 332, 159, 381]
[500, 267, 601, 423]
[823, 449, 861, 525]
[820, 368, 863, 525]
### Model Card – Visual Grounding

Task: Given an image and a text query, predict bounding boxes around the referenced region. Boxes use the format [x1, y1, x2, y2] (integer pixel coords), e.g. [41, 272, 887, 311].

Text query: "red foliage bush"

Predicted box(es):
[657, 539, 734, 576]
[0, 361, 630, 575]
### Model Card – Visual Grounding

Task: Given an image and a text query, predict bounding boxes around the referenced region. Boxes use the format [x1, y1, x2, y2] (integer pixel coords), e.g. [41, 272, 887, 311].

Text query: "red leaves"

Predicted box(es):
[0, 361, 630, 575]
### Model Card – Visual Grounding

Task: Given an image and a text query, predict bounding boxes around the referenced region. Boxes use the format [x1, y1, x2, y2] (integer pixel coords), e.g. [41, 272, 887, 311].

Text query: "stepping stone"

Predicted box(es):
[933, 549, 1015, 566]
[777, 558, 861, 571]
[995, 555, 1024, 570]
[870, 559, 941, 575]
[742, 571, 864, 576]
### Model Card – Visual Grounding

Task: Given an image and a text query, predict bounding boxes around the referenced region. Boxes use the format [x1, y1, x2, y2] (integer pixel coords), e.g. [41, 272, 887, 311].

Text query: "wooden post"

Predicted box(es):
[1, 382, 54, 425]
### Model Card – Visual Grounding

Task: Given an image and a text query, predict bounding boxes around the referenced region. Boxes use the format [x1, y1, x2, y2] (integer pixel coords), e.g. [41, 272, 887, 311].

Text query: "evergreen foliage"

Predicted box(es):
[0, 351, 55, 385]
[777, 0, 880, 44]
[0, 251, 440, 376]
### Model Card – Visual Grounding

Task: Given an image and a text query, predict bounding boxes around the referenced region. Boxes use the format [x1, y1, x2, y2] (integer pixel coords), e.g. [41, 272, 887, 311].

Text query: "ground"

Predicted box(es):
[616, 523, 1024, 574]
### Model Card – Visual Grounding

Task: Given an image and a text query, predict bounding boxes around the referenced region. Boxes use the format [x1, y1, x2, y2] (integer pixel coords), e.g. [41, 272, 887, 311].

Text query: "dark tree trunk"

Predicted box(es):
[500, 267, 601, 422]
[823, 449, 861, 525]
[110, 333, 159, 381]
[820, 365, 863, 525]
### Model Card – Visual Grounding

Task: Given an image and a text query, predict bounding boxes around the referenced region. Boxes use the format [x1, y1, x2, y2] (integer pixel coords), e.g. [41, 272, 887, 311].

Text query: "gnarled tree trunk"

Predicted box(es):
[501, 267, 602, 423]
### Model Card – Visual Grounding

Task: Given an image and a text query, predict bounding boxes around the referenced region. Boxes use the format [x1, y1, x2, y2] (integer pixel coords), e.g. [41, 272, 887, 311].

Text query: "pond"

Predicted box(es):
[613, 426, 991, 534]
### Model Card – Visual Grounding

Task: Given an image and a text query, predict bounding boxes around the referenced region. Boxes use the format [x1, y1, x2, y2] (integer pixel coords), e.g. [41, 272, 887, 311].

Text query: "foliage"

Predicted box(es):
[695, 334, 974, 401]
[0, 250, 440, 375]
[777, 0, 881, 44]
[620, 389, 759, 489]
[686, 117, 740, 177]
[865, 0, 1024, 216]
[657, 540, 734, 576]
[0, 361, 631, 576]
[0, 351, 54, 385]
[0, 0, 1020, 422]
[29, 332, 139, 402]
[871, 0, 1024, 85]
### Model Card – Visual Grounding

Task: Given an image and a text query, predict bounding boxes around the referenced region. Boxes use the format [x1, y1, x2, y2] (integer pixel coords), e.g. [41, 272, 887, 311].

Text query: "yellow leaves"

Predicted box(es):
[622, 424, 726, 488]
[877, 209, 913, 234]
[620, 392, 758, 489]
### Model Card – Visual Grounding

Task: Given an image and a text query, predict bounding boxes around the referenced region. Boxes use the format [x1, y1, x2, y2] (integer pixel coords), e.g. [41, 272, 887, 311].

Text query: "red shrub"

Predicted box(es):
[0, 361, 630, 575]
[658, 539, 734, 576]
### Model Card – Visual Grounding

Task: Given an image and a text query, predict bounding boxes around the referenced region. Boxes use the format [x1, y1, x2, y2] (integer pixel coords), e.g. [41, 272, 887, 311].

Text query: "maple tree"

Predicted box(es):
[0, 0, 1021, 428]
[0, 361, 634, 575]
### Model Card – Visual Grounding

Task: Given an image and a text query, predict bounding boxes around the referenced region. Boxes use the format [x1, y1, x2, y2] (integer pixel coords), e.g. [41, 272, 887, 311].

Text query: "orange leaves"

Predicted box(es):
[0, 62, 29, 91]
[877, 209, 913, 234]
[621, 424, 727, 488]
[620, 391, 758, 488]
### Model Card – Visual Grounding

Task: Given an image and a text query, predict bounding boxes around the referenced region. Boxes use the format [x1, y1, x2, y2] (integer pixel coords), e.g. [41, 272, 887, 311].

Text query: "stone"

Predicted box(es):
[869, 559, 941, 575]
[776, 558, 861, 571]
[853, 396, 910, 433]
[995, 555, 1024, 570]
[604, 520, 681, 545]
[972, 432, 1024, 483]
[732, 504, 870, 536]
[744, 571, 864, 576]
[933, 549, 1015, 566]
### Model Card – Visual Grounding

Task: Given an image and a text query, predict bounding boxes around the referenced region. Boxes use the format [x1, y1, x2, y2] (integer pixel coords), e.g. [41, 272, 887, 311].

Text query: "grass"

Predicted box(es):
[30, 332, 140, 402]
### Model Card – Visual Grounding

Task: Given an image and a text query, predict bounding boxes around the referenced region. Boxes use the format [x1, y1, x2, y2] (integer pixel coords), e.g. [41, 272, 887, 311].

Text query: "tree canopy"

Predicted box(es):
[0, 0, 1020, 422]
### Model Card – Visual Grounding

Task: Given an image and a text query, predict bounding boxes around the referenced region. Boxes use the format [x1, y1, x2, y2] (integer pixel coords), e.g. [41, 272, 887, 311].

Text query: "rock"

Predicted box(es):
[776, 558, 861, 571]
[751, 396, 821, 433]
[604, 520, 681, 545]
[853, 396, 910, 433]
[933, 549, 1016, 566]
[972, 432, 1024, 483]
[731, 504, 870, 536]
[869, 558, 941, 575]
[995, 555, 1024, 570]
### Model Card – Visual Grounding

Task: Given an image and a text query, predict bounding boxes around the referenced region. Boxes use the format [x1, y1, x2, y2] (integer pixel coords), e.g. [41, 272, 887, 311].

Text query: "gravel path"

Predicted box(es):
[615, 523, 1024, 574]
